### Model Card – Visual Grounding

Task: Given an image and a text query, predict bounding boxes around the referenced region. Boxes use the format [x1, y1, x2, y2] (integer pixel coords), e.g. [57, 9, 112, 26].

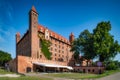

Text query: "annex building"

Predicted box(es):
[9, 6, 75, 73]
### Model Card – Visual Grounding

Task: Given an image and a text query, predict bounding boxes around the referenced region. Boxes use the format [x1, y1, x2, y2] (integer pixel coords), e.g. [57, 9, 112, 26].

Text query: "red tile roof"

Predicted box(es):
[31, 6, 37, 12]
[70, 32, 74, 36]
[38, 24, 70, 44]
[16, 32, 20, 36]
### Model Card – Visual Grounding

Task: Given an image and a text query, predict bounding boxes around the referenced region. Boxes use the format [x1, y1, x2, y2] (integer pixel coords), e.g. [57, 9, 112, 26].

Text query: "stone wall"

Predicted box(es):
[73, 66, 105, 74]
[17, 31, 31, 57]
[17, 55, 69, 73]
[8, 58, 17, 72]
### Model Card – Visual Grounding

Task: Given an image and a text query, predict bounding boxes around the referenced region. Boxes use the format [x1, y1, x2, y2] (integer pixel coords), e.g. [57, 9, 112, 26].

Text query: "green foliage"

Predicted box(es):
[0, 68, 13, 74]
[41, 39, 51, 60]
[78, 30, 96, 60]
[93, 21, 120, 62]
[71, 39, 80, 62]
[71, 21, 120, 63]
[106, 62, 118, 70]
[0, 50, 12, 66]
[71, 30, 96, 63]
[105, 60, 120, 70]
[45, 70, 120, 79]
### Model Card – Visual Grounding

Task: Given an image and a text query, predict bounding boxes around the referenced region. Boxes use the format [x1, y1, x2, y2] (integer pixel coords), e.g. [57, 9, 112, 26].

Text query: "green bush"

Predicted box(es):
[0, 50, 12, 66]
[106, 62, 118, 70]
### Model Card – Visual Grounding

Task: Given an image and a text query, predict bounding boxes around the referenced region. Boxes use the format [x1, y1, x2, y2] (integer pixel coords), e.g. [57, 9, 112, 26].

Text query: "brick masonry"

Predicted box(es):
[9, 6, 75, 73]
[8, 6, 104, 74]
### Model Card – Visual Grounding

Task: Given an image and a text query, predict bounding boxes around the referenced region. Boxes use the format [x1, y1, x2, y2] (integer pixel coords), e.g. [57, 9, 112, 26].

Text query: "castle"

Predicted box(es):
[8, 6, 105, 74]
[8, 6, 75, 73]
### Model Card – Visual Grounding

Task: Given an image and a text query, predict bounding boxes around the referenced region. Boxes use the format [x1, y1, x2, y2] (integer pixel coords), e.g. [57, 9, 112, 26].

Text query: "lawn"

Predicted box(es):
[47, 73, 97, 79]
[0, 68, 120, 80]
[0, 68, 52, 80]
[0, 68, 14, 74]
[45, 69, 120, 79]
[0, 76, 52, 80]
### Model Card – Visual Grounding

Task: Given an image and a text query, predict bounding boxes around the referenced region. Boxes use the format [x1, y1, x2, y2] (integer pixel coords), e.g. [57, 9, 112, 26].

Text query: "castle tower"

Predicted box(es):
[29, 6, 39, 58]
[69, 32, 74, 43]
[16, 32, 20, 57]
[16, 32, 21, 43]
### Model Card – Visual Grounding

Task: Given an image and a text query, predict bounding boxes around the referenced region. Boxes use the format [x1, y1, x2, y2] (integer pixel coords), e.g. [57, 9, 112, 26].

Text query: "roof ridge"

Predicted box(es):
[38, 24, 70, 42]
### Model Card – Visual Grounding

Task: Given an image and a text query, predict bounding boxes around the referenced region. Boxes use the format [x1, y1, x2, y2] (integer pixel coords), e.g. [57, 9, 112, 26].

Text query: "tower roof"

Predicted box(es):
[31, 6, 37, 12]
[70, 32, 74, 36]
[16, 32, 20, 36]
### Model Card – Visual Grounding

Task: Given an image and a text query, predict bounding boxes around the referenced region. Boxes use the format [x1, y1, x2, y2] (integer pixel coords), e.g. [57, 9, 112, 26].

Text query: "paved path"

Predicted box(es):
[97, 72, 120, 80]
[25, 72, 120, 80]
[0, 74, 20, 77]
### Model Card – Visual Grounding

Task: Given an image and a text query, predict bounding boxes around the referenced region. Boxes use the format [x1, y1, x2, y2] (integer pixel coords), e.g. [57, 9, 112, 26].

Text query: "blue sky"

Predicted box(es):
[0, 0, 120, 61]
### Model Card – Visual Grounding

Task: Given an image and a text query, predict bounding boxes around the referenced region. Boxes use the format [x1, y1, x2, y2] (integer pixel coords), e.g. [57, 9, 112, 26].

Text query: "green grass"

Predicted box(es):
[0, 68, 120, 79]
[93, 69, 120, 78]
[0, 68, 52, 80]
[0, 76, 52, 80]
[45, 70, 120, 79]
[0, 68, 14, 74]
[46, 73, 97, 79]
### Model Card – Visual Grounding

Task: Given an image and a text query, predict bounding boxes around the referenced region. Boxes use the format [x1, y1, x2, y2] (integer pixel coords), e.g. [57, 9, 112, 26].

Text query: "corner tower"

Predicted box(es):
[29, 6, 39, 58]
[16, 32, 21, 43]
[69, 32, 74, 43]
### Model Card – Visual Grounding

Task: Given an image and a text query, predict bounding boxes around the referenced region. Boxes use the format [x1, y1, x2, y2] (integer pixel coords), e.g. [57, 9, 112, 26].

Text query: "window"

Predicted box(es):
[88, 69, 90, 72]
[46, 36, 48, 39]
[51, 47, 52, 51]
[40, 55, 42, 58]
[55, 49, 57, 51]
[55, 44, 57, 47]
[55, 54, 56, 56]
[37, 51, 39, 58]
[39, 39, 42, 48]
[59, 50, 60, 53]
[59, 45, 60, 48]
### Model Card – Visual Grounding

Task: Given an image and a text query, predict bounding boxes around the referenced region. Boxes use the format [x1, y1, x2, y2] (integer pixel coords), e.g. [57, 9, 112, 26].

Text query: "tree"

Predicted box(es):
[71, 21, 120, 64]
[78, 30, 96, 60]
[71, 38, 80, 63]
[71, 30, 96, 64]
[93, 21, 120, 62]
[105, 60, 120, 70]
[0, 50, 12, 66]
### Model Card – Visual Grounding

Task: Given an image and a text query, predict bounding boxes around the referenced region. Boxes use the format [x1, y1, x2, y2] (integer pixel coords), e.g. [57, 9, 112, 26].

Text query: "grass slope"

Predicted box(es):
[0, 68, 13, 74]
[0, 76, 52, 80]
[46, 70, 120, 79]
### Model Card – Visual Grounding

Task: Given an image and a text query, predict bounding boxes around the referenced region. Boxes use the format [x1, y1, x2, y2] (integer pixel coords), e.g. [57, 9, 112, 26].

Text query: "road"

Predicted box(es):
[25, 72, 120, 80]
[97, 72, 120, 80]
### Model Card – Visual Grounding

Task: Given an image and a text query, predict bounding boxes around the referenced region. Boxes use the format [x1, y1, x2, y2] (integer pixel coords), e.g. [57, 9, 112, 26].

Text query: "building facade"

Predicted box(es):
[10, 6, 75, 73]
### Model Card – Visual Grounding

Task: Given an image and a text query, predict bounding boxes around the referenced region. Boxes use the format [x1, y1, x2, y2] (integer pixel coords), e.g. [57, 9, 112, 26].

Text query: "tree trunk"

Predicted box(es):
[99, 55, 105, 62]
